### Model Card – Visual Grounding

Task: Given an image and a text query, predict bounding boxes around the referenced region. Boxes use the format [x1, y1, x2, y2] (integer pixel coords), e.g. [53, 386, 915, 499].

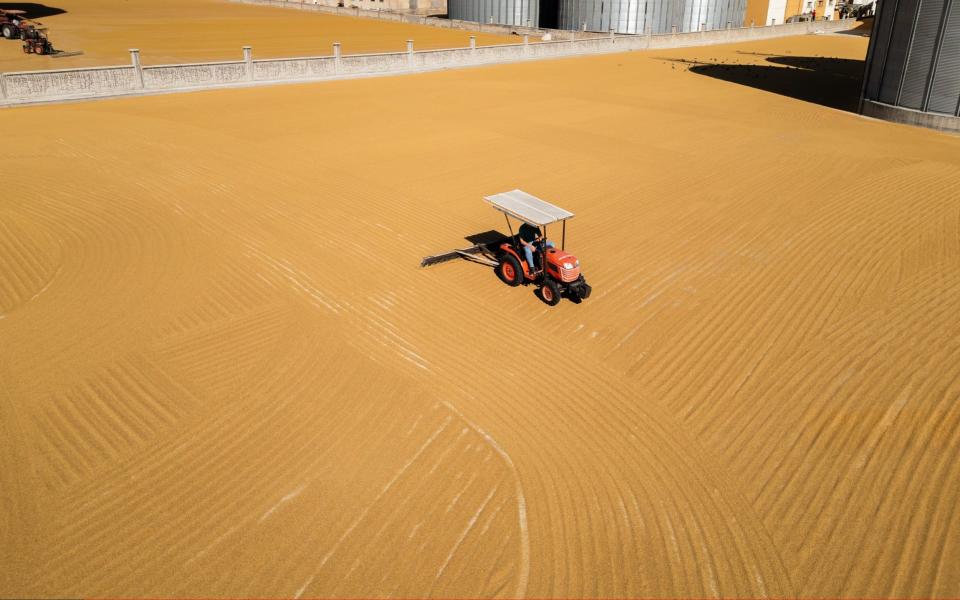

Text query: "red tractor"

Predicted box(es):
[1, 9, 27, 39]
[2, 9, 56, 54]
[21, 25, 54, 55]
[485, 190, 592, 306]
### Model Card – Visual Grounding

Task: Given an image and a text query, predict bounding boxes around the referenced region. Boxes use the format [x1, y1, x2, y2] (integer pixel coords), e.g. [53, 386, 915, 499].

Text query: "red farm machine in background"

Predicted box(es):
[0, 9, 27, 40]
[21, 25, 54, 55]
[1, 9, 57, 55]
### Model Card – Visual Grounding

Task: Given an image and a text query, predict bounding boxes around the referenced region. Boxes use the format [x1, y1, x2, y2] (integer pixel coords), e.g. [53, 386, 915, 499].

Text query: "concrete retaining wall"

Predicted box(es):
[2, 65, 139, 101]
[861, 100, 960, 134]
[254, 56, 338, 80]
[143, 61, 248, 88]
[0, 17, 855, 106]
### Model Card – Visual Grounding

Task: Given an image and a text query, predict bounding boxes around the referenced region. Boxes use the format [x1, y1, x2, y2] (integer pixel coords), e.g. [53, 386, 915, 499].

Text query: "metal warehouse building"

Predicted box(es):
[861, 0, 960, 132]
[447, 0, 747, 33]
[556, 0, 747, 33]
[447, 0, 539, 27]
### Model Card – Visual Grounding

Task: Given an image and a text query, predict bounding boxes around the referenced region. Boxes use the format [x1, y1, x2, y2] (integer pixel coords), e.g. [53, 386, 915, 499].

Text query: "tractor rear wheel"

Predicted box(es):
[540, 279, 561, 306]
[2, 25, 16, 39]
[496, 254, 523, 287]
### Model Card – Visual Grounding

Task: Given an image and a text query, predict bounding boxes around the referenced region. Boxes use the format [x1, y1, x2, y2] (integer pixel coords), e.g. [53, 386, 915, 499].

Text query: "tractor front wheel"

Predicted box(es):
[540, 279, 561, 306]
[496, 254, 523, 287]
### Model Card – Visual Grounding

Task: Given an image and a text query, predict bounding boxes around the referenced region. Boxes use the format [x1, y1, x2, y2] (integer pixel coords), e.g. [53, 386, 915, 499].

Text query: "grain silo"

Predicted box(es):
[555, 0, 747, 33]
[448, 0, 746, 32]
[447, 0, 539, 27]
[860, 0, 960, 131]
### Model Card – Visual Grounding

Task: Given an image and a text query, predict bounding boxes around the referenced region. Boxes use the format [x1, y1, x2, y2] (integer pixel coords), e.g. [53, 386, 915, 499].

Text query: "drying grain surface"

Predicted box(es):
[0, 0, 511, 71]
[3, 32, 960, 598]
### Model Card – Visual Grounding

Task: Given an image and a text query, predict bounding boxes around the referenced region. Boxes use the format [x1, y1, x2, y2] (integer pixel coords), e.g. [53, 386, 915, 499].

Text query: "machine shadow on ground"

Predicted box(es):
[465, 230, 511, 246]
[668, 52, 865, 112]
[0, 3, 66, 18]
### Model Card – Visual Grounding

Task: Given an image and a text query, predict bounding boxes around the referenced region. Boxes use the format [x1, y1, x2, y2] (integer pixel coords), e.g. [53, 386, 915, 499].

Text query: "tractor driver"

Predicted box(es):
[518, 222, 554, 273]
[518, 222, 541, 273]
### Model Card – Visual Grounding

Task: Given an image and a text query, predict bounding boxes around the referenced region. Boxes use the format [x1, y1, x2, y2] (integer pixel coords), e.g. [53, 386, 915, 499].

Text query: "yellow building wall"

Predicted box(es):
[784, 0, 805, 19]
[745, 0, 771, 26]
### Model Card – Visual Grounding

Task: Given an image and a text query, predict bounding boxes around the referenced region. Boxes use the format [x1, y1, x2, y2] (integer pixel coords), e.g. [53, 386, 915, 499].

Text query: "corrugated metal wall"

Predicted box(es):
[862, 0, 960, 116]
[448, 0, 538, 26]
[556, 0, 746, 32]
[448, 0, 745, 31]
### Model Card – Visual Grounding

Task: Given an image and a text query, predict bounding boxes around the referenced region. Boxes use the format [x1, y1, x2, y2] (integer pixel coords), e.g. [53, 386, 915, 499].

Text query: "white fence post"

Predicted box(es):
[243, 46, 253, 81]
[333, 42, 341, 74]
[407, 39, 414, 68]
[129, 49, 144, 89]
[0, 73, 6, 101]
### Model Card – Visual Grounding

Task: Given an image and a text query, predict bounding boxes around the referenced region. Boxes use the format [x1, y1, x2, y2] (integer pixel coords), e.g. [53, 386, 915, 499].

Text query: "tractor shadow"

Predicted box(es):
[0, 3, 66, 18]
[667, 52, 865, 113]
[465, 230, 510, 247]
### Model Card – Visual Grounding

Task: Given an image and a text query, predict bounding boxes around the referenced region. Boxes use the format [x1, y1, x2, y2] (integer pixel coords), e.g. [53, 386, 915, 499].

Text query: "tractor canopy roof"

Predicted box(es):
[484, 189, 574, 226]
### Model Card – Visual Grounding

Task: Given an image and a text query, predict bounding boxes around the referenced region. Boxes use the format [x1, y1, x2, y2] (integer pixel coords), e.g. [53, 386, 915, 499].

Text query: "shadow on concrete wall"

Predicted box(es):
[667, 52, 865, 112]
[0, 3, 66, 18]
[834, 17, 872, 36]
